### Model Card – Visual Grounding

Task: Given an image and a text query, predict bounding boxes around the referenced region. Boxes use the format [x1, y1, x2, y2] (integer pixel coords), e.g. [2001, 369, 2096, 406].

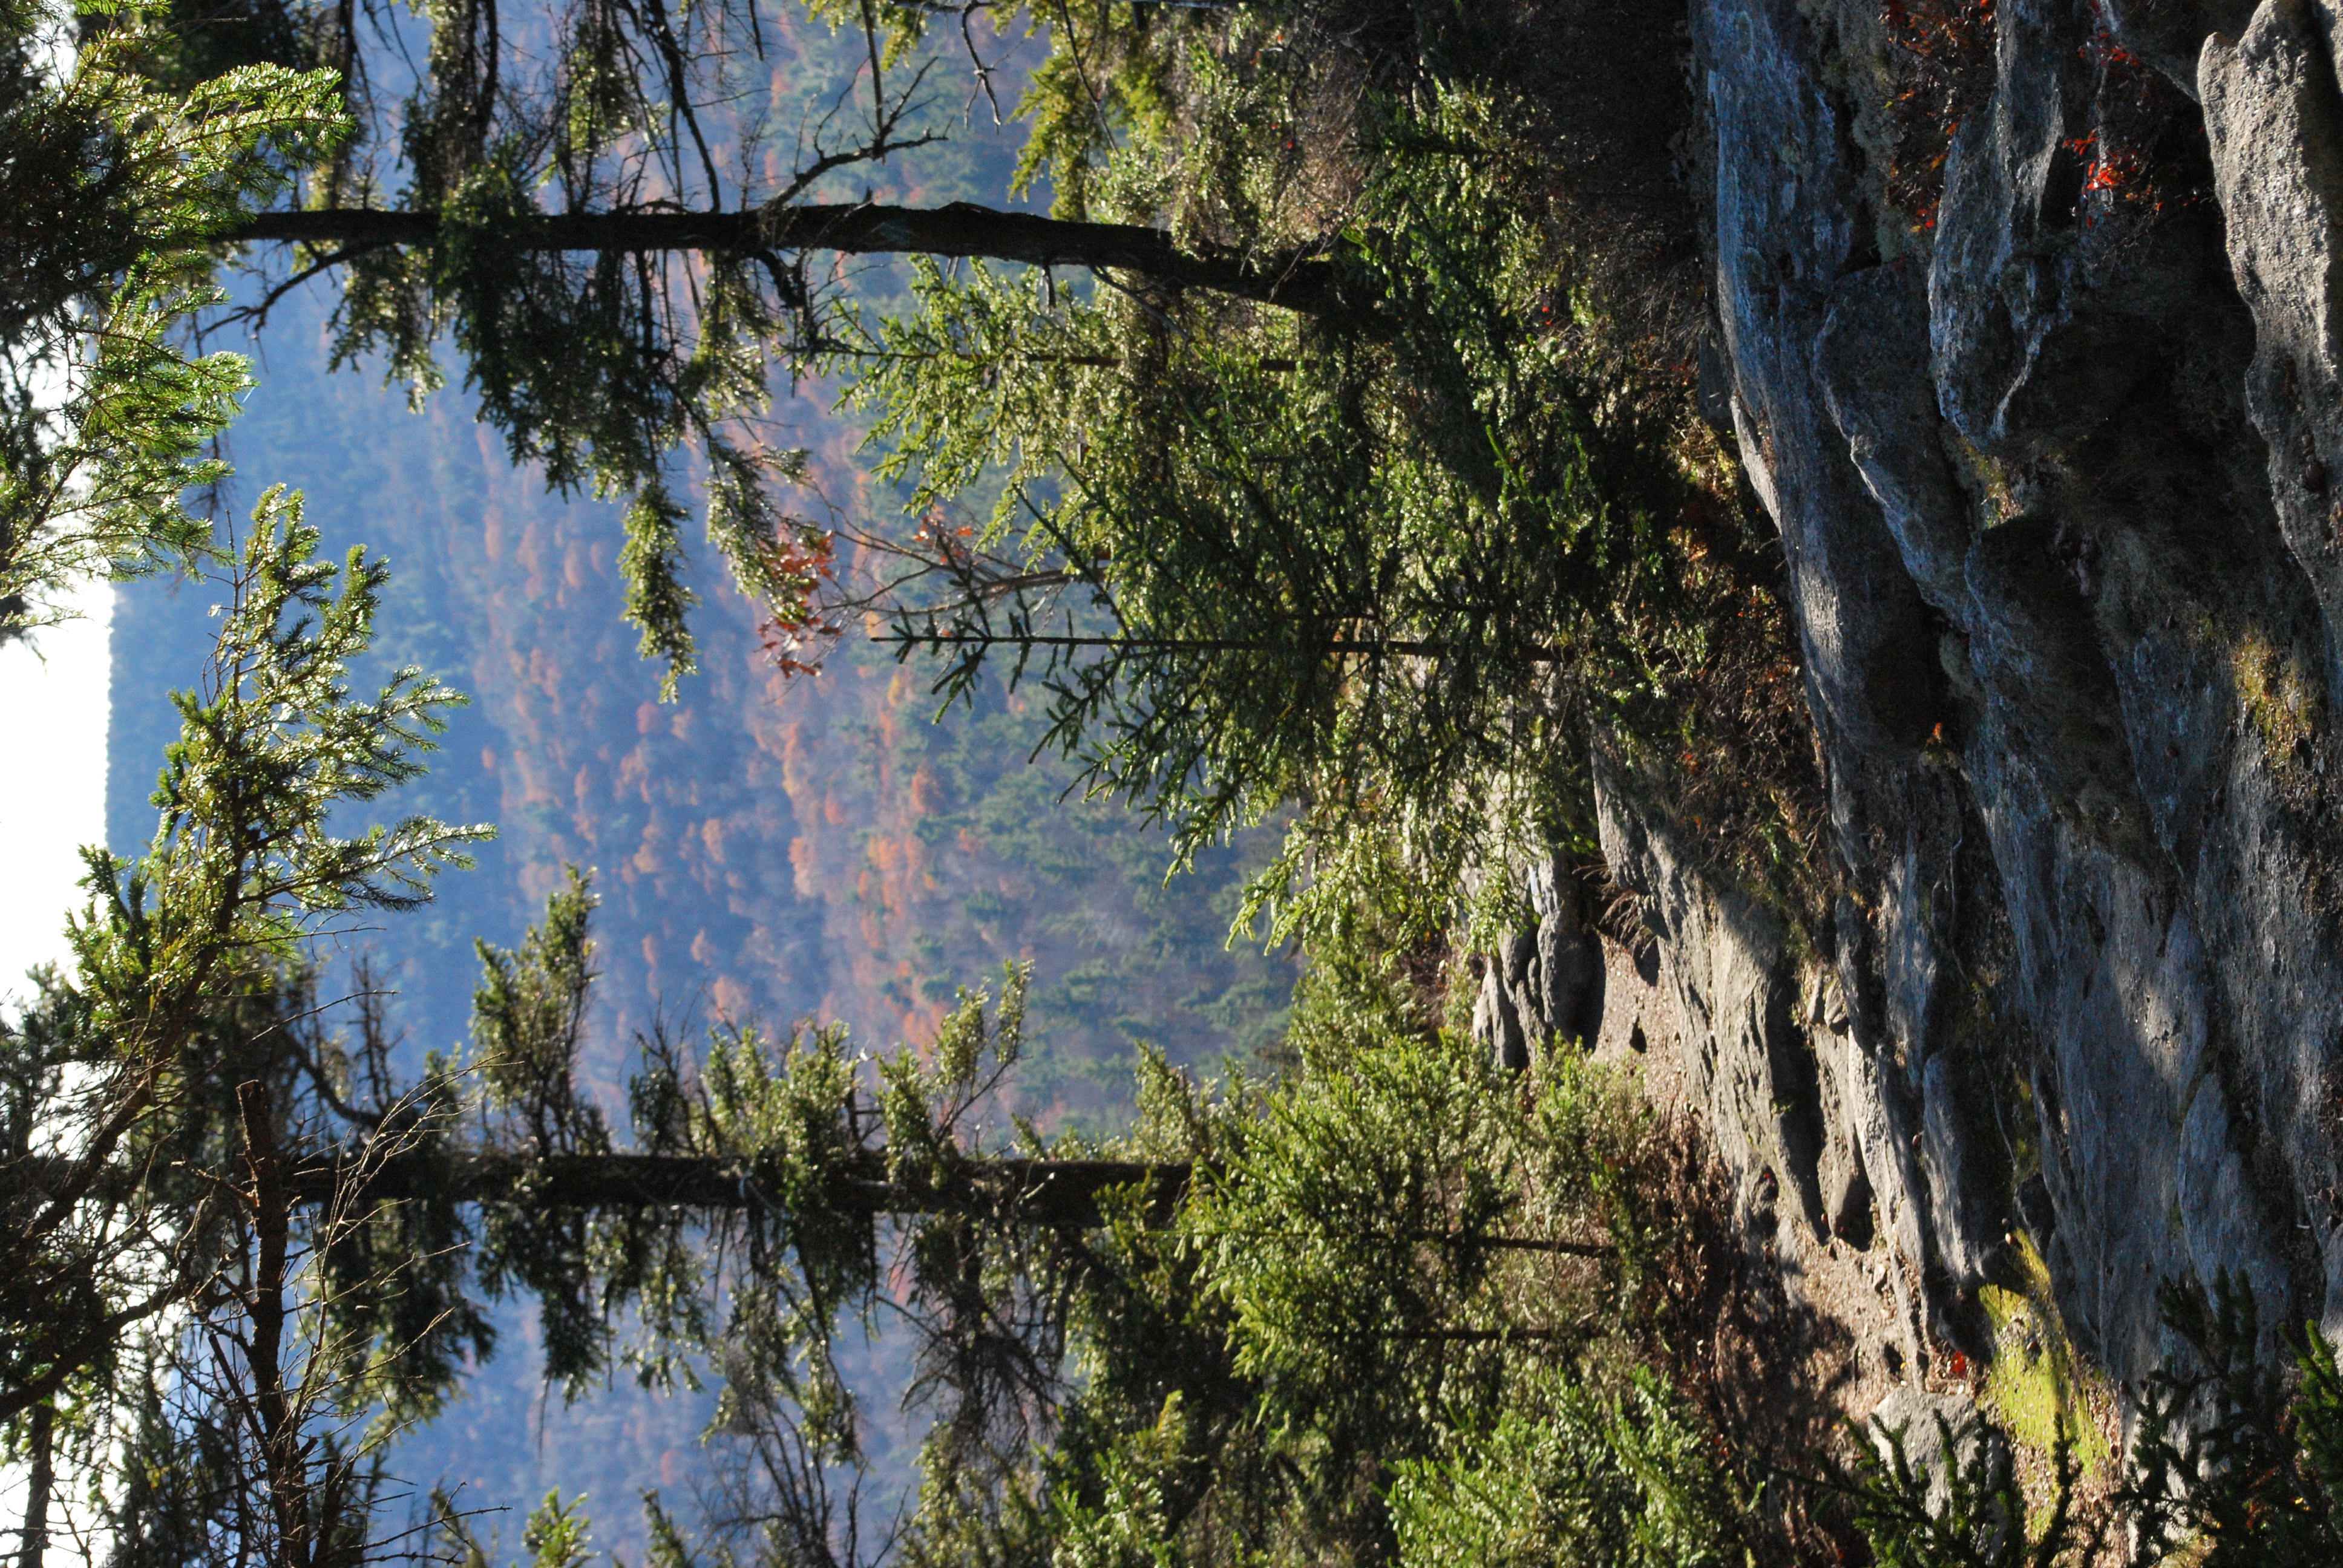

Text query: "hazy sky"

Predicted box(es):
[0, 577, 111, 1001]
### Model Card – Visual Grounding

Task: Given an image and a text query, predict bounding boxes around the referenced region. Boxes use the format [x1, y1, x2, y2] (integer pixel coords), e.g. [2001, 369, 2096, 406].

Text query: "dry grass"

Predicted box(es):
[1598, 1103, 1870, 1561]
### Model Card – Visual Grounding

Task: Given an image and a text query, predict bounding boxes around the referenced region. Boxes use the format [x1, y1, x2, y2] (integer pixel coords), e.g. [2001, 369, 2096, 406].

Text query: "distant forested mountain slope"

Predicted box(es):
[106, 296, 1291, 1124]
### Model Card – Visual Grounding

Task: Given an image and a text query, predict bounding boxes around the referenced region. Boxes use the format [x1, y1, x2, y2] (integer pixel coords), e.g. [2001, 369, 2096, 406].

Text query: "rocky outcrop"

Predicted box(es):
[1870, 1386, 2014, 1521]
[1491, 0, 2343, 1413]
[1593, 760, 1840, 1248]
[1470, 853, 1604, 1072]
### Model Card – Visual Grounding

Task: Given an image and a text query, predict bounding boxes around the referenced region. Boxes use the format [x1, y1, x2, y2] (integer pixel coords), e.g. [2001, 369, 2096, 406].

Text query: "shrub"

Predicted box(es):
[1389, 1365, 1742, 1568]
[2119, 1271, 2343, 1564]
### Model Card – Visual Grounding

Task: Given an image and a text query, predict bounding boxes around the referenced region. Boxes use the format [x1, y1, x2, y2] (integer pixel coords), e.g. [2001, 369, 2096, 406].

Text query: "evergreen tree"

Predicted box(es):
[5, 610, 1737, 1566]
[0, 490, 1179, 1566]
[0, 0, 344, 628]
[834, 72, 1728, 946]
[796, 2, 1797, 964]
[7, 0, 1342, 674]
[0, 489, 485, 1567]
[203, 0, 1345, 691]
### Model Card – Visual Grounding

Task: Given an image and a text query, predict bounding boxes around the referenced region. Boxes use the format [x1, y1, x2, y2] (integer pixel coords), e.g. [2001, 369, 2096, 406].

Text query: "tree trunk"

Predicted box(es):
[237, 1082, 309, 1568]
[338, 1149, 1193, 1229]
[15, 1400, 51, 1568]
[880, 630, 1561, 661]
[222, 203, 1343, 315]
[5, 1149, 1190, 1227]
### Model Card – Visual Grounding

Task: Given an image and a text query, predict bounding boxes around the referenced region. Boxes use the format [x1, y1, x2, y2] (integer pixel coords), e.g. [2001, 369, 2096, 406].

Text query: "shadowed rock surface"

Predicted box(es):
[1484, 0, 2343, 1422]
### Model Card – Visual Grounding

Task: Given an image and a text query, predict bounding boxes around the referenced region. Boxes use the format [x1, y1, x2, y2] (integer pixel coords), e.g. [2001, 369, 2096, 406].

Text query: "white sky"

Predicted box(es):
[0, 575, 108, 1563]
[5, 12, 108, 1007]
[0, 575, 111, 1003]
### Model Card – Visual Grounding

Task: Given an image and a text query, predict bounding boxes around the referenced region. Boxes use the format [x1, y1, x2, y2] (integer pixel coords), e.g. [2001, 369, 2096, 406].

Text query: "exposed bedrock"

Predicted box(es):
[1489, 0, 2343, 1400]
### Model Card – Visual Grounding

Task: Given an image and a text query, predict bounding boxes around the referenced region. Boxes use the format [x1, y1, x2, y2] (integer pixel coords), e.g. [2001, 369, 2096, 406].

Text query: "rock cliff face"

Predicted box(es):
[1502, 0, 2343, 1404]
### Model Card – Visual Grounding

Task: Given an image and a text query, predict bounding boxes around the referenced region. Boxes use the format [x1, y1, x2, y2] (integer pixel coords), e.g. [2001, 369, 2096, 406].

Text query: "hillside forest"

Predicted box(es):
[13, 1, 2343, 1566]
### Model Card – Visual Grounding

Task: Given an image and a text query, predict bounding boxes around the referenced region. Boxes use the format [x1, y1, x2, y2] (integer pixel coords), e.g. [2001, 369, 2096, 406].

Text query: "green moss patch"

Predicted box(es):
[1978, 1236, 2111, 1477]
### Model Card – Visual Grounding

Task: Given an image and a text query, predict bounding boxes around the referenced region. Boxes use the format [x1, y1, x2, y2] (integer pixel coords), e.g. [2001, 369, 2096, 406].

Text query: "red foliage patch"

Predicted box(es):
[1880, 0, 1998, 229]
[2070, 0, 2212, 231]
